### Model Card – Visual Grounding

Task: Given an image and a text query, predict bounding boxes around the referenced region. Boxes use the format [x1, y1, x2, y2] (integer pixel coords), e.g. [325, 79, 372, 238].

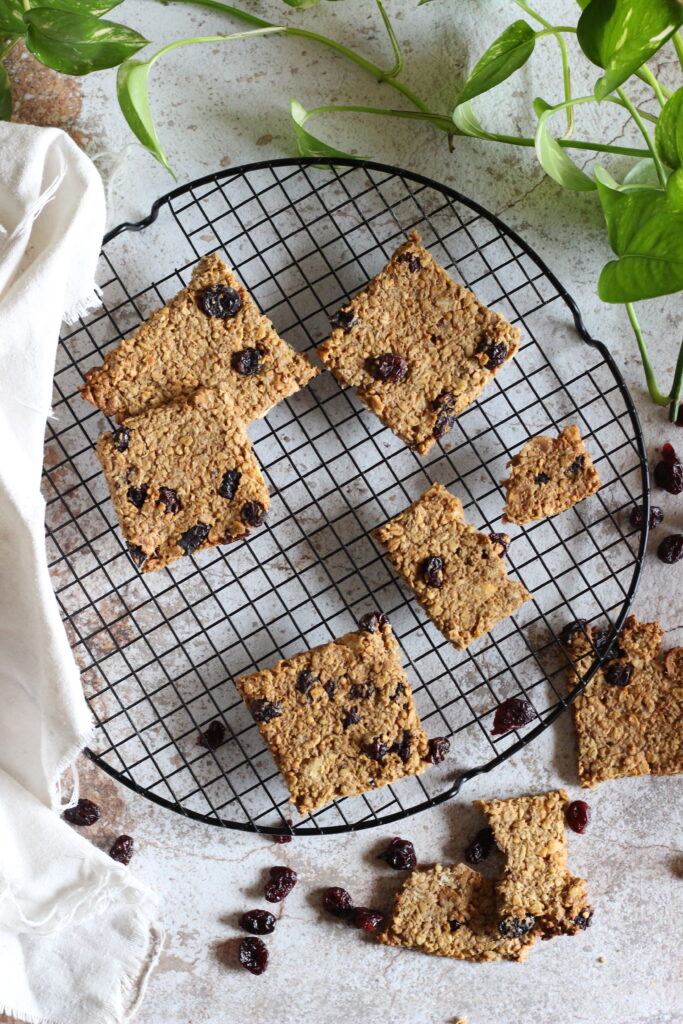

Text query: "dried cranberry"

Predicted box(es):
[363, 740, 388, 761]
[112, 427, 131, 452]
[328, 308, 357, 332]
[604, 662, 633, 687]
[127, 484, 147, 509]
[63, 798, 101, 827]
[560, 619, 588, 644]
[422, 555, 444, 588]
[488, 532, 508, 557]
[367, 353, 409, 382]
[566, 800, 591, 834]
[323, 679, 337, 699]
[478, 337, 508, 369]
[242, 500, 266, 527]
[359, 611, 389, 633]
[574, 908, 594, 930]
[498, 914, 535, 939]
[379, 837, 416, 870]
[629, 505, 663, 529]
[127, 544, 148, 569]
[465, 826, 495, 865]
[238, 936, 268, 975]
[592, 628, 623, 659]
[535, 472, 550, 485]
[657, 534, 683, 563]
[491, 696, 535, 735]
[392, 729, 412, 763]
[654, 443, 683, 494]
[341, 706, 361, 729]
[177, 521, 210, 555]
[264, 865, 297, 903]
[397, 251, 421, 272]
[295, 669, 318, 695]
[349, 907, 384, 932]
[432, 390, 456, 440]
[110, 835, 134, 865]
[218, 469, 241, 500]
[323, 886, 354, 918]
[273, 819, 293, 844]
[157, 487, 181, 514]
[449, 919, 465, 932]
[349, 682, 375, 700]
[197, 720, 226, 750]
[425, 736, 450, 764]
[565, 455, 584, 476]
[200, 284, 242, 319]
[240, 909, 275, 935]
[232, 347, 263, 376]
[249, 699, 282, 723]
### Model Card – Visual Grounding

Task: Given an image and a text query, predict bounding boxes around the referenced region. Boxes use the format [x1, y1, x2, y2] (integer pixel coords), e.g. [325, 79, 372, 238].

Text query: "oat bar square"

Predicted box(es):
[96, 386, 270, 572]
[317, 232, 521, 455]
[81, 253, 318, 423]
[234, 620, 429, 816]
[501, 424, 601, 525]
[373, 483, 532, 650]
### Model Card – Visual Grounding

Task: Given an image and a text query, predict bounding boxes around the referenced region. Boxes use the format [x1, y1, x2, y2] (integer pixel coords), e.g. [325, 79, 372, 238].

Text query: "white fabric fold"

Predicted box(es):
[0, 123, 162, 1024]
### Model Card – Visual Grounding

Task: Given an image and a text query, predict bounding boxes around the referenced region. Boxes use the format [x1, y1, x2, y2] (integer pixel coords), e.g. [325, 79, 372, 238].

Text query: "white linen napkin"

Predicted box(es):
[0, 123, 162, 1024]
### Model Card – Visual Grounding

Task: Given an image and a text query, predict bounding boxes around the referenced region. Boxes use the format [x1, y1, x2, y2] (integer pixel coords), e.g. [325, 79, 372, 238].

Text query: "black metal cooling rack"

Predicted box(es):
[44, 158, 649, 836]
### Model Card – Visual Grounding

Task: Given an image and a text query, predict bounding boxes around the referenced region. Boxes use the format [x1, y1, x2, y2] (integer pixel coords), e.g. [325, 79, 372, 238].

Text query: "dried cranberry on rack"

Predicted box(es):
[328, 308, 357, 332]
[565, 455, 584, 476]
[397, 251, 421, 272]
[157, 487, 181, 514]
[177, 521, 210, 555]
[657, 534, 683, 564]
[358, 611, 389, 633]
[127, 484, 147, 509]
[488, 532, 509, 557]
[565, 800, 591, 834]
[264, 865, 297, 903]
[112, 427, 131, 452]
[232, 347, 263, 376]
[323, 886, 354, 918]
[560, 619, 588, 645]
[200, 284, 241, 319]
[629, 504, 663, 530]
[362, 740, 388, 762]
[465, 826, 495, 865]
[491, 696, 535, 735]
[477, 337, 507, 369]
[272, 819, 293, 844]
[127, 544, 148, 569]
[341, 706, 361, 729]
[238, 937, 268, 975]
[654, 443, 683, 494]
[349, 682, 375, 700]
[367, 353, 409, 382]
[63, 798, 101, 827]
[422, 555, 445, 588]
[242, 500, 266, 527]
[295, 669, 318, 695]
[425, 736, 450, 764]
[249, 699, 282, 723]
[197, 720, 226, 750]
[110, 835, 134, 865]
[392, 729, 412, 763]
[240, 909, 276, 935]
[535, 472, 550, 485]
[218, 469, 241, 501]
[432, 390, 456, 440]
[604, 662, 634, 687]
[379, 837, 416, 871]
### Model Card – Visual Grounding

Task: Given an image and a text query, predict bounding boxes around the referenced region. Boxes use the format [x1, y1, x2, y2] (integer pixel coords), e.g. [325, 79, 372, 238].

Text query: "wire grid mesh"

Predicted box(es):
[44, 159, 647, 835]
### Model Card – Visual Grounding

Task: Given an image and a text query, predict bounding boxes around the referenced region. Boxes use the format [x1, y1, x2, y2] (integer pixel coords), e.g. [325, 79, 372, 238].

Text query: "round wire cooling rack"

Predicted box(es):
[44, 158, 649, 836]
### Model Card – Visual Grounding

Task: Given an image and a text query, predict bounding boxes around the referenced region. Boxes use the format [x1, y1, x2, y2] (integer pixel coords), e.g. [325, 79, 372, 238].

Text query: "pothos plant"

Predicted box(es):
[1, 0, 682, 420]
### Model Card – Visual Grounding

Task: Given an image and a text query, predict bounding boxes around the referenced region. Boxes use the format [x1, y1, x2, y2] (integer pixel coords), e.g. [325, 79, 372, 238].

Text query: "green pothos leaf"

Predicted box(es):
[533, 98, 595, 191]
[290, 98, 352, 159]
[451, 100, 492, 140]
[454, 20, 536, 107]
[25, 8, 148, 75]
[656, 87, 683, 171]
[116, 55, 173, 174]
[0, 0, 25, 35]
[0, 61, 12, 121]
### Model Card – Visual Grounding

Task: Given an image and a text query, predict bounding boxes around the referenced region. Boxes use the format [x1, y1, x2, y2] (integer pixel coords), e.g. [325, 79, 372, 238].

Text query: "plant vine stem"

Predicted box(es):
[668, 340, 683, 423]
[307, 104, 454, 133]
[626, 303, 669, 406]
[635, 65, 669, 105]
[512, 0, 574, 135]
[375, 0, 402, 82]
[159, 0, 432, 113]
[616, 86, 667, 187]
[674, 31, 683, 71]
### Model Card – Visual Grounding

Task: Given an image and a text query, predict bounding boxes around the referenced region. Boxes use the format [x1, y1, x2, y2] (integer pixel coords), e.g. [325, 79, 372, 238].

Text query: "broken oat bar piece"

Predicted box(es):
[81, 253, 318, 424]
[501, 424, 601, 525]
[96, 386, 269, 572]
[474, 790, 593, 940]
[234, 619, 429, 816]
[379, 862, 536, 963]
[317, 232, 521, 455]
[373, 483, 532, 650]
[564, 615, 683, 787]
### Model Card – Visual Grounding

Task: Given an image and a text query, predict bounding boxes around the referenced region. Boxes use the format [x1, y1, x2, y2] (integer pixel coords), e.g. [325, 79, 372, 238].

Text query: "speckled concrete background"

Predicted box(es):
[3, 1, 683, 1022]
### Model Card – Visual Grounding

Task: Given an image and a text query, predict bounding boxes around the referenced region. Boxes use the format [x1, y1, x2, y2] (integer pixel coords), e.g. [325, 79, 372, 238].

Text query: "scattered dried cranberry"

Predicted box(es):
[654, 443, 683, 494]
[566, 800, 591, 834]
[328, 308, 357, 332]
[629, 504, 663, 530]
[63, 798, 101, 827]
[238, 936, 268, 975]
[363, 740, 388, 761]
[432, 390, 456, 440]
[295, 669, 318, 695]
[200, 284, 241, 319]
[359, 611, 389, 632]
[240, 909, 275, 935]
[657, 534, 683, 563]
[273, 819, 293, 844]
[535, 472, 550, 485]
[565, 455, 584, 476]
[232, 347, 263, 376]
[498, 914, 535, 939]
[604, 662, 634, 687]
[218, 469, 241, 500]
[112, 427, 131, 452]
[465, 826, 495, 865]
[323, 886, 354, 918]
[367, 352, 409, 382]
[491, 696, 536, 735]
[127, 544, 148, 569]
[349, 907, 384, 932]
[560, 619, 588, 644]
[242, 500, 266, 527]
[110, 835, 134, 865]
[156, 487, 181, 514]
[264, 865, 297, 903]
[127, 484, 147, 509]
[197, 720, 226, 750]
[478, 337, 507, 369]
[488, 532, 508, 557]
[422, 555, 444, 588]
[379, 837, 416, 870]
[397, 251, 421, 272]
[392, 729, 412, 763]
[178, 521, 210, 555]
[249, 699, 282, 723]
[341, 706, 361, 729]
[425, 736, 450, 764]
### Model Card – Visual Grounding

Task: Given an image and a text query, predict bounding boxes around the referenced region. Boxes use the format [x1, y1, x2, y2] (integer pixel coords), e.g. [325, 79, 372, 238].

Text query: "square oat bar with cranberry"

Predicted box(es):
[317, 232, 521, 455]
[234, 618, 431, 816]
